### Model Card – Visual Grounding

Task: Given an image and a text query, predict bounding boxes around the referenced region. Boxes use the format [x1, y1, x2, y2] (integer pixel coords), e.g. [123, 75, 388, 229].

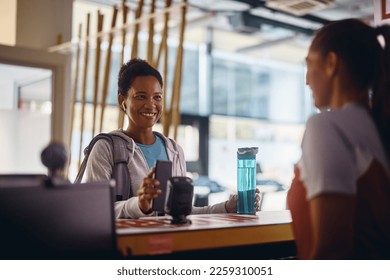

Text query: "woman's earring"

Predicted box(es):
[121, 102, 126, 112]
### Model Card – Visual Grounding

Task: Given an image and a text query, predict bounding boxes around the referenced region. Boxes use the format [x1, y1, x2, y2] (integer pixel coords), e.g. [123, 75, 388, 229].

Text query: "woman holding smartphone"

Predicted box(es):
[86, 58, 259, 219]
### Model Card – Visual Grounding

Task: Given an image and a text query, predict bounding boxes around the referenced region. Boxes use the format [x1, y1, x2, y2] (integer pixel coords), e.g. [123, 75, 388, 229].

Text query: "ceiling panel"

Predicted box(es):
[75, 0, 375, 63]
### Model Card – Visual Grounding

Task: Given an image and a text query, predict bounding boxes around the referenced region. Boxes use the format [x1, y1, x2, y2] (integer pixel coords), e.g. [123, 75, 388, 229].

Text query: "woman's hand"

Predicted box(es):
[255, 187, 262, 211]
[225, 188, 262, 213]
[225, 194, 238, 213]
[137, 167, 161, 214]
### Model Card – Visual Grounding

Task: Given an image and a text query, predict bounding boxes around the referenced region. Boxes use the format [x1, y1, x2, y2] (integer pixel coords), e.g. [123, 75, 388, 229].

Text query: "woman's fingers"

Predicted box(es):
[255, 188, 262, 211]
[138, 181, 161, 198]
[147, 166, 156, 178]
[137, 177, 162, 214]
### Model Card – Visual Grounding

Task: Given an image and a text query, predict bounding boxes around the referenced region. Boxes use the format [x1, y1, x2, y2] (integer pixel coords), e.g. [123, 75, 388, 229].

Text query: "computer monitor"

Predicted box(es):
[0, 179, 118, 259]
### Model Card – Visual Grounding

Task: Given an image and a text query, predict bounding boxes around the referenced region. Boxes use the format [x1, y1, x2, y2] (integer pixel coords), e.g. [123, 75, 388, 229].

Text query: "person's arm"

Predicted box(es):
[191, 189, 261, 214]
[294, 114, 357, 259]
[115, 168, 162, 219]
[308, 193, 356, 259]
[191, 201, 228, 214]
[170, 138, 260, 215]
[87, 140, 157, 219]
[287, 165, 313, 259]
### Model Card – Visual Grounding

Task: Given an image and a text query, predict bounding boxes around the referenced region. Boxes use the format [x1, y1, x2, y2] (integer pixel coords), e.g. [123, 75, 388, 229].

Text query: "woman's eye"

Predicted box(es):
[135, 95, 145, 100]
[154, 95, 162, 101]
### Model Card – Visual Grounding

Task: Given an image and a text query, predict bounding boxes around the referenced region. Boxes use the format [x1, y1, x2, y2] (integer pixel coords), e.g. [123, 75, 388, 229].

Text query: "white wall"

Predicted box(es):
[16, 0, 73, 49]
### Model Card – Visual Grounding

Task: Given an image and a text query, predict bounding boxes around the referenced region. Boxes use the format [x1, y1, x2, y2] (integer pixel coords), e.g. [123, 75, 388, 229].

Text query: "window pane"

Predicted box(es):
[208, 115, 305, 211]
[211, 57, 270, 118]
[0, 63, 52, 174]
[180, 47, 199, 114]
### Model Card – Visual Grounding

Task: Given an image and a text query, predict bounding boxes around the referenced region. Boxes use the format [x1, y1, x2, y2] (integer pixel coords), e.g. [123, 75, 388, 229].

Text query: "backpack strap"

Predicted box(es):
[74, 133, 132, 201]
[74, 133, 113, 184]
[110, 134, 132, 201]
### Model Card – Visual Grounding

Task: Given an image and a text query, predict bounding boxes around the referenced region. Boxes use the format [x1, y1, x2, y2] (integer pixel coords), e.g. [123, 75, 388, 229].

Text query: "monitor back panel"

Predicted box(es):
[0, 181, 117, 259]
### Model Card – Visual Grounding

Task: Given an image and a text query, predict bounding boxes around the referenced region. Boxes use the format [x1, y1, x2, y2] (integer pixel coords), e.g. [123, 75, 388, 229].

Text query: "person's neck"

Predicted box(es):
[123, 127, 155, 145]
[329, 80, 368, 109]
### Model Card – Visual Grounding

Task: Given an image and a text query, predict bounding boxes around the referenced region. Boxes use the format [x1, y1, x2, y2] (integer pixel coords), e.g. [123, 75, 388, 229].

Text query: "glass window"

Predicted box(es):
[211, 57, 270, 119]
[180, 47, 199, 115]
[164, 45, 199, 115]
[154, 122, 199, 162]
[0, 63, 52, 174]
[210, 52, 312, 123]
[208, 115, 305, 211]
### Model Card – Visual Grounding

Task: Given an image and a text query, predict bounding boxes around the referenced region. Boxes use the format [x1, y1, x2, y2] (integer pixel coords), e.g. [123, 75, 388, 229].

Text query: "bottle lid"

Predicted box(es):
[237, 147, 258, 157]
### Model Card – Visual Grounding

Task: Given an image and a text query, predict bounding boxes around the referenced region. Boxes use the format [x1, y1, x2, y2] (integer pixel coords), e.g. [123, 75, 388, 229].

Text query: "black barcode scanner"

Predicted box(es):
[165, 176, 194, 224]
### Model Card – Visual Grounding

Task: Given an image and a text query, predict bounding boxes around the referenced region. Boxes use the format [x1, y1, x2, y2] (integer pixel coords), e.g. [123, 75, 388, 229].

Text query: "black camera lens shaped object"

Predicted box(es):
[165, 176, 194, 224]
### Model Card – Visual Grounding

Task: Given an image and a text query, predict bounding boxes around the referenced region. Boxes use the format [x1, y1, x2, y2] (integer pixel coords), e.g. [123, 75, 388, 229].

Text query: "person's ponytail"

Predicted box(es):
[372, 25, 390, 161]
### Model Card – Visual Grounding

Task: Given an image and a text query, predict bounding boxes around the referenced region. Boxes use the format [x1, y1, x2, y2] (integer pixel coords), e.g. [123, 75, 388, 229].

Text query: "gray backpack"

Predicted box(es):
[74, 133, 132, 201]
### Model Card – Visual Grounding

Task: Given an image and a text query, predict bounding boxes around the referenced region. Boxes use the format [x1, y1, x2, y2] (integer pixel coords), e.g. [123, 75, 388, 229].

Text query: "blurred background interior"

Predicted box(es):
[0, 0, 378, 211]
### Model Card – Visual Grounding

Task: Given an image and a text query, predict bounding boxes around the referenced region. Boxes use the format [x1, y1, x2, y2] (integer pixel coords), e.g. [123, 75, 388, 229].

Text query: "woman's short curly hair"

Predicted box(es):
[117, 58, 163, 96]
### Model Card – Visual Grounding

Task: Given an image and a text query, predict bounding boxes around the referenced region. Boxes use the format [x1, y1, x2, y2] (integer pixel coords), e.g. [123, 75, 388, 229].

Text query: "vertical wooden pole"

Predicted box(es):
[120, 0, 128, 64]
[147, 0, 156, 63]
[158, 0, 172, 136]
[78, 13, 91, 169]
[92, 11, 104, 137]
[162, 40, 169, 132]
[99, 5, 119, 133]
[171, 0, 187, 140]
[154, 0, 171, 68]
[66, 23, 82, 176]
[131, 0, 144, 59]
[118, 0, 129, 130]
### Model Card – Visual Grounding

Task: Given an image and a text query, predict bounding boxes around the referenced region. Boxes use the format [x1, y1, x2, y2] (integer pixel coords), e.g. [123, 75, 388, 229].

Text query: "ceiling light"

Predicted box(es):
[265, 0, 335, 16]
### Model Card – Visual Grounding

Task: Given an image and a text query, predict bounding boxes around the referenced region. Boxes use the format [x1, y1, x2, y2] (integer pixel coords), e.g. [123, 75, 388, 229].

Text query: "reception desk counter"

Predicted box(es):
[116, 210, 295, 259]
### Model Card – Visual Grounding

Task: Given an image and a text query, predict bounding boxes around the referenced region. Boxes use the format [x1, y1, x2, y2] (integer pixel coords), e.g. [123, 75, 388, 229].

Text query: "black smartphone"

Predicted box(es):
[152, 160, 173, 212]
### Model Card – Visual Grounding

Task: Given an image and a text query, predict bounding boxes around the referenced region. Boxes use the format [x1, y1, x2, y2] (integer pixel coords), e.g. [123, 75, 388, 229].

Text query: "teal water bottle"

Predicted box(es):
[237, 147, 258, 215]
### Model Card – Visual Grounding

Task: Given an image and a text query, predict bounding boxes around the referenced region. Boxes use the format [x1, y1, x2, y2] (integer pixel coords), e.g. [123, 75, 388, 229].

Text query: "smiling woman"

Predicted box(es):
[85, 58, 241, 219]
[118, 59, 164, 145]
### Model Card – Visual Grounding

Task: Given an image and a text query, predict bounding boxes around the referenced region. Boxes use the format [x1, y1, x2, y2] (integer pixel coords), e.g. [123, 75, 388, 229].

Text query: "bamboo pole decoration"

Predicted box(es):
[154, 0, 172, 68]
[48, 3, 186, 55]
[92, 11, 104, 137]
[120, 0, 128, 64]
[66, 23, 82, 176]
[162, 35, 170, 135]
[170, 0, 187, 140]
[78, 13, 91, 169]
[118, 0, 129, 130]
[99, 5, 119, 133]
[131, 0, 144, 59]
[159, 0, 172, 136]
[147, 0, 156, 63]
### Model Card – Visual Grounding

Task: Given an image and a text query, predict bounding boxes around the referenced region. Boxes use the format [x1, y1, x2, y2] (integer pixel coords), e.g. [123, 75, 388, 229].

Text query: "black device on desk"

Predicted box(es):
[0, 142, 120, 260]
[152, 160, 172, 213]
[165, 176, 194, 224]
[0, 180, 118, 260]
